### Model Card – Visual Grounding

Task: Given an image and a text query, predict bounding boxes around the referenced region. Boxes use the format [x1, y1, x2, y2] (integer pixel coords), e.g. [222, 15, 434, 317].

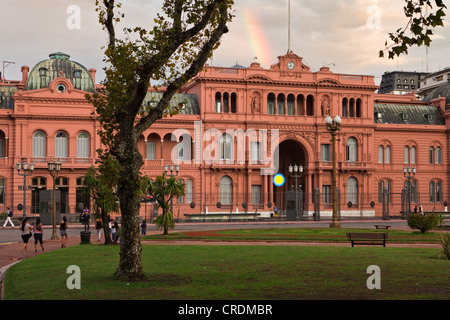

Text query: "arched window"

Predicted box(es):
[39, 67, 48, 88]
[230, 93, 237, 113]
[385, 146, 391, 164]
[356, 98, 362, 118]
[378, 146, 383, 164]
[342, 98, 348, 117]
[287, 94, 295, 115]
[219, 176, 233, 205]
[378, 180, 391, 203]
[277, 93, 285, 115]
[411, 146, 416, 164]
[430, 181, 436, 203]
[77, 132, 90, 159]
[297, 94, 305, 115]
[404, 146, 409, 164]
[0, 131, 5, 158]
[223, 92, 229, 113]
[220, 134, 233, 161]
[346, 137, 357, 162]
[429, 147, 435, 164]
[33, 131, 46, 159]
[55, 131, 68, 159]
[178, 179, 185, 204]
[430, 180, 443, 203]
[267, 93, 275, 115]
[0, 179, 4, 204]
[349, 98, 355, 117]
[306, 95, 314, 116]
[436, 147, 442, 164]
[215, 92, 221, 113]
[186, 179, 193, 204]
[346, 177, 358, 205]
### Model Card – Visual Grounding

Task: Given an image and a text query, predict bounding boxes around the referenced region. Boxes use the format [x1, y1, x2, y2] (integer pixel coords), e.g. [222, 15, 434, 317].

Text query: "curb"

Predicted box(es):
[0, 260, 22, 300]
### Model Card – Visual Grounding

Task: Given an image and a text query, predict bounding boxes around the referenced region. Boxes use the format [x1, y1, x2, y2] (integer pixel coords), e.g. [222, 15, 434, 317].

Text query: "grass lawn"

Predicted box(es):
[4, 243, 449, 300]
[143, 227, 446, 243]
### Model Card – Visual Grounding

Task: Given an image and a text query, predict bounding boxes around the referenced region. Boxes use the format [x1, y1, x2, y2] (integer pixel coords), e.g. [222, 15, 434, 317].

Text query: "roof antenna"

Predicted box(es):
[2, 61, 15, 81]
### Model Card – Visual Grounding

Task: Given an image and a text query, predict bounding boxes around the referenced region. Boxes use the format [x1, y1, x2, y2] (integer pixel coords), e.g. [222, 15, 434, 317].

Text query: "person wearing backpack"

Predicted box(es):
[2, 207, 15, 228]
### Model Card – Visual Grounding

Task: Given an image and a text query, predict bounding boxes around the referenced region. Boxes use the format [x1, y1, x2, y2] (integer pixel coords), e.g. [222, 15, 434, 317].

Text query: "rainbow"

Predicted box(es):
[240, 8, 273, 68]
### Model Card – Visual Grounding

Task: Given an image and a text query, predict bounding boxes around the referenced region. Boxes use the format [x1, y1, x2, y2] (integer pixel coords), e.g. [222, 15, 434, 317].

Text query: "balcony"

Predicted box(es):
[22, 157, 97, 168]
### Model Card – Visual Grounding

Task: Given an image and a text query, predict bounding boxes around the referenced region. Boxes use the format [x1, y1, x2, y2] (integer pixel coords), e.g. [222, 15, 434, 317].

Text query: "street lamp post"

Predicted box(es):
[48, 160, 61, 240]
[325, 115, 342, 228]
[16, 162, 35, 218]
[164, 163, 180, 215]
[289, 164, 303, 221]
[403, 166, 416, 215]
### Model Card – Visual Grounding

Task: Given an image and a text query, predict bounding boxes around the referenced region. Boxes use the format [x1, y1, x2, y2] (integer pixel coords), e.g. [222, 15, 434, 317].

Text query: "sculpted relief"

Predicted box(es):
[321, 95, 331, 116]
[251, 92, 261, 114]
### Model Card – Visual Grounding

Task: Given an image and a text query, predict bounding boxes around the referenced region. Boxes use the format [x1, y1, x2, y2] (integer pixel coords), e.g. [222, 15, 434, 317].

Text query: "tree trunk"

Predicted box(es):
[114, 133, 145, 280]
[101, 208, 113, 245]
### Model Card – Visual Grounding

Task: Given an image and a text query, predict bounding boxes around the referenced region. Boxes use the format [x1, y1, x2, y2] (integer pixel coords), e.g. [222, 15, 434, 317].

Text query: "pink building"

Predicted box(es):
[0, 51, 449, 222]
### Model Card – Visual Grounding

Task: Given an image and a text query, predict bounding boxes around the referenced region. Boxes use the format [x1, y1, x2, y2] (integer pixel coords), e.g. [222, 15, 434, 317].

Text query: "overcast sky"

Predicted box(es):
[1, 0, 449, 85]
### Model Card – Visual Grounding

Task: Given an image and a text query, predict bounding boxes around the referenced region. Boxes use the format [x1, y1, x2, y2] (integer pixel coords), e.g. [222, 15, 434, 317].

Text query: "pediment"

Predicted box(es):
[245, 74, 273, 82]
[316, 78, 341, 86]
[14, 77, 91, 101]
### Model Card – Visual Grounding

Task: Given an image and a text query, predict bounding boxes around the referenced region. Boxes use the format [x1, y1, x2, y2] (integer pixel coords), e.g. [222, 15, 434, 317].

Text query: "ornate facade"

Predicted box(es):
[0, 51, 449, 221]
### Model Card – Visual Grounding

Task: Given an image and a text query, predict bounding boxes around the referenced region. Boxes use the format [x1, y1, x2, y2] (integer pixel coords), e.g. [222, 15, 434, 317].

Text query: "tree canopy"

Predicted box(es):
[380, 0, 446, 59]
[87, 0, 234, 280]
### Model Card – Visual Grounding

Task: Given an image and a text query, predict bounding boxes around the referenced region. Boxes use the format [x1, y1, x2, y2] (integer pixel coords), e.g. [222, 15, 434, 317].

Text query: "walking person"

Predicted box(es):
[33, 217, 45, 252]
[140, 220, 147, 236]
[3, 207, 15, 228]
[60, 216, 68, 248]
[95, 217, 102, 241]
[111, 221, 119, 242]
[20, 218, 33, 253]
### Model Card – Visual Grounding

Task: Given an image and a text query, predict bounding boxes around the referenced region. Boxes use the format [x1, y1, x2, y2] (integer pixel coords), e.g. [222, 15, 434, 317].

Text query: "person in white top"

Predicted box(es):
[3, 208, 15, 228]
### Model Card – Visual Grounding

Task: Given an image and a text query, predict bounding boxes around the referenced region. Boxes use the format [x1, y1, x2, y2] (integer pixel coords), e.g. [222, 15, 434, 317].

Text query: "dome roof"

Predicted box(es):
[423, 82, 450, 103]
[27, 52, 95, 92]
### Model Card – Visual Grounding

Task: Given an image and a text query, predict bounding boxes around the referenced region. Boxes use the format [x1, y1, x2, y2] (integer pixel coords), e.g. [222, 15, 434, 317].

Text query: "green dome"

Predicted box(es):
[27, 52, 95, 92]
[423, 83, 450, 104]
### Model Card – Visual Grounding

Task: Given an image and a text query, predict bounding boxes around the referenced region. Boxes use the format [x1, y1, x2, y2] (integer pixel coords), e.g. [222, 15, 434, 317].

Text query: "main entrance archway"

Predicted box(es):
[272, 139, 308, 214]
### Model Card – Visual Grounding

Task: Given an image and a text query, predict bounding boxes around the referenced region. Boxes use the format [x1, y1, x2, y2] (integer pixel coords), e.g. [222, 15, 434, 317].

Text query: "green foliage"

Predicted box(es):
[83, 152, 121, 218]
[434, 233, 450, 260]
[380, 0, 446, 59]
[407, 213, 441, 233]
[147, 173, 185, 234]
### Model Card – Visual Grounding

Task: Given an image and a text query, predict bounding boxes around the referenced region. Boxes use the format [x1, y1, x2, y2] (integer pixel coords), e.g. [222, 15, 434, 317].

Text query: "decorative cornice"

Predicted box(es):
[195, 77, 377, 91]
[13, 96, 90, 104]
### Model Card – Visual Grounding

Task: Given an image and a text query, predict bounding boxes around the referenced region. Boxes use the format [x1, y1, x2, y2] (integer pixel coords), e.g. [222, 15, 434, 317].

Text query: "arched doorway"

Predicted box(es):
[272, 139, 308, 215]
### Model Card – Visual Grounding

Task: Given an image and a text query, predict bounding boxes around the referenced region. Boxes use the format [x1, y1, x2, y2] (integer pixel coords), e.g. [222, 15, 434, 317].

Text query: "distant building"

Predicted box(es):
[417, 67, 450, 98]
[378, 71, 428, 95]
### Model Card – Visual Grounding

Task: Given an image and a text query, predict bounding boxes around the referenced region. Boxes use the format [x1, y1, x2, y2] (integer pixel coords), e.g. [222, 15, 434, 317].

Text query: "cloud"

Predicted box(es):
[1, 0, 449, 84]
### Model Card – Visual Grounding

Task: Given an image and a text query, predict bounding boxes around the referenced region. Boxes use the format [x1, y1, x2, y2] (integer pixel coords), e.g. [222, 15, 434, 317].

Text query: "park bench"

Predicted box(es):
[374, 225, 391, 230]
[347, 233, 388, 247]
